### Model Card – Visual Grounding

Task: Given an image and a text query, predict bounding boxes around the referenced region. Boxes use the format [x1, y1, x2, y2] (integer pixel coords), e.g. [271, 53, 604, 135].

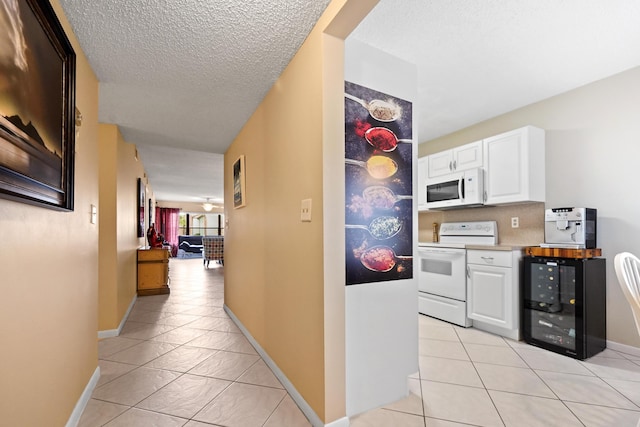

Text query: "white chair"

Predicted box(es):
[613, 252, 640, 335]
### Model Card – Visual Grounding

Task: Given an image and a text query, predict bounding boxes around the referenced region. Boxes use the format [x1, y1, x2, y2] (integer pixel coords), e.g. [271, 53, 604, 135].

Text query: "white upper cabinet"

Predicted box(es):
[427, 140, 483, 179]
[417, 156, 428, 210]
[483, 126, 545, 205]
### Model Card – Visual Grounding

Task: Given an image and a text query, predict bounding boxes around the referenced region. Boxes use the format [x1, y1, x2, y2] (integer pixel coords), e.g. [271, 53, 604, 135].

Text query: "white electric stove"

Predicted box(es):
[418, 221, 498, 326]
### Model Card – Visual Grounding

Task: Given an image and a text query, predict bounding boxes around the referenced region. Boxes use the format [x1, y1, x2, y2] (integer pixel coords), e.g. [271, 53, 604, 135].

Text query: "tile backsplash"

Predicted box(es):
[418, 202, 545, 246]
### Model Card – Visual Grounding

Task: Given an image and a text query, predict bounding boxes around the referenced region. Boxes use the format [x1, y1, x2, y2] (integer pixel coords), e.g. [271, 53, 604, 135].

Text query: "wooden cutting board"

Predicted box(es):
[525, 247, 602, 259]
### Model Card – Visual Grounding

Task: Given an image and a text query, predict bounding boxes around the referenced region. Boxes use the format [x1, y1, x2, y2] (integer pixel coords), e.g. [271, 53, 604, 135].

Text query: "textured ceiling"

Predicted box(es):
[59, 0, 332, 203]
[59, 0, 640, 203]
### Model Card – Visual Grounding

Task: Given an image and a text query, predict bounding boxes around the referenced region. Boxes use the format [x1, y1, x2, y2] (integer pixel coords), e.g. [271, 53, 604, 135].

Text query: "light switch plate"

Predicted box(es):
[301, 199, 312, 222]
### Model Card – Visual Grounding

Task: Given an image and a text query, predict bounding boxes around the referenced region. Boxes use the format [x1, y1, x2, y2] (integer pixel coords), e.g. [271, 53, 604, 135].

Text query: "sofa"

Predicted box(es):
[177, 235, 203, 257]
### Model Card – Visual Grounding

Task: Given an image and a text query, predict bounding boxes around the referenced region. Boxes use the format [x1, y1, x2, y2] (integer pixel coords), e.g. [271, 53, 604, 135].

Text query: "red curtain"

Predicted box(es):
[156, 207, 180, 256]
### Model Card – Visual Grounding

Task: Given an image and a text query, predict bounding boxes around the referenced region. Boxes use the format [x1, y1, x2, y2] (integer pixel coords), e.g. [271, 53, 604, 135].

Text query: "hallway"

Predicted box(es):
[80, 258, 310, 426]
[80, 258, 640, 426]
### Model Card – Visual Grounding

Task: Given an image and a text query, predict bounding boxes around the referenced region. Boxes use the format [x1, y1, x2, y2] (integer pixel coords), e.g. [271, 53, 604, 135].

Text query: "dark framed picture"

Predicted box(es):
[137, 178, 145, 237]
[0, 0, 76, 211]
[233, 155, 246, 209]
[148, 197, 153, 227]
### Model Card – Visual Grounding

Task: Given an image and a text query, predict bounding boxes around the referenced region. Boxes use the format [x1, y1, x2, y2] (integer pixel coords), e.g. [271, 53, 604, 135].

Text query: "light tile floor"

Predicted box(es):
[352, 316, 640, 427]
[80, 258, 640, 426]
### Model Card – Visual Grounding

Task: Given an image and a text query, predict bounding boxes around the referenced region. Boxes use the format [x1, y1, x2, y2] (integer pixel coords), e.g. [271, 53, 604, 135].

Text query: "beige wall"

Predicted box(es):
[0, 0, 100, 424]
[225, 46, 330, 414]
[117, 131, 147, 322]
[98, 125, 119, 329]
[418, 66, 640, 348]
[223, 1, 375, 422]
[98, 124, 146, 330]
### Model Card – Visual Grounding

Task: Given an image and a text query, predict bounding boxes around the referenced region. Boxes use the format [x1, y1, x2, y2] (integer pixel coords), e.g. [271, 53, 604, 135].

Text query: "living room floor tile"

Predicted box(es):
[193, 382, 286, 426]
[102, 408, 187, 427]
[263, 394, 312, 427]
[421, 380, 503, 426]
[96, 359, 138, 387]
[463, 343, 527, 368]
[536, 370, 638, 409]
[350, 408, 425, 427]
[98, 336, 143, 358]
[419, 355, 483, 387]
[77, 399, 128, 427]
[148, 326, 208, 345]
[565, 402, 640, 427]
[85, 259, 640, 427]
[144, 346, 216, 372]
[91, 367, 181, 406]
[419, 338, 470, 361]
[188, 350, 260, 381]
[137, 373, 231, 418]
[488, 390, 582, 427]
[103, 341, 178, 365]
[474, 362, 555, 398]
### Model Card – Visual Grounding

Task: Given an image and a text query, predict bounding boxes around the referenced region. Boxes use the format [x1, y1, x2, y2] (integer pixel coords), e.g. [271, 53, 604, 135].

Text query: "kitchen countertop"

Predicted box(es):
[418, 242, 530, 251]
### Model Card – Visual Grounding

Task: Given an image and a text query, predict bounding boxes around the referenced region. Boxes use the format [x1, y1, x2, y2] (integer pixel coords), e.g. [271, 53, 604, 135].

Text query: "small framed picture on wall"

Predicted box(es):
[233, 155, 246, 209]
[137, 178, 145, 237]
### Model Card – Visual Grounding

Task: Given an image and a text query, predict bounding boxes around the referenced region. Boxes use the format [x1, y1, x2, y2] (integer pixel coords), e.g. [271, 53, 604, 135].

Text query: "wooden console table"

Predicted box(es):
[137, 248, 170, 295]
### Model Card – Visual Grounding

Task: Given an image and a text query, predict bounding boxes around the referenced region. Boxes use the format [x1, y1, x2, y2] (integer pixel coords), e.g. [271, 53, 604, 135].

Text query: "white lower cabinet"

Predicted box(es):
[467, 249, 522, 340]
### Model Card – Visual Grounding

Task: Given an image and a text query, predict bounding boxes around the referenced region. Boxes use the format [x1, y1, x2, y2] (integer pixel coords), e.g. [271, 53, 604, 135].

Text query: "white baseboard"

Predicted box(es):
[66, 366, 100, 427]
[224, 305, 346, 427]
[325, 417, 349, 427]
[607, 340, 640, 357]
[98, 295, 137, 339]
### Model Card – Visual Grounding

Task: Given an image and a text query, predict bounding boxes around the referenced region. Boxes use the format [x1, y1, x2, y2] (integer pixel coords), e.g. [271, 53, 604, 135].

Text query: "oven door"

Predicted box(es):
[418, 247, 467, 301]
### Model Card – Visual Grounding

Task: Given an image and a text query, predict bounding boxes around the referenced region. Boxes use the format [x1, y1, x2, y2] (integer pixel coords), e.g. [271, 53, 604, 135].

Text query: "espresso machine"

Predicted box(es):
[541, 207, 597, 249]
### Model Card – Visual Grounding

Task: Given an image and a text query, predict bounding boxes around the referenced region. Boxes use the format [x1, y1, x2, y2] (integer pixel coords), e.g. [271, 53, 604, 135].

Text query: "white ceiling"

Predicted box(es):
[59, 0, 640, 203]
[350, 0, 640, 142]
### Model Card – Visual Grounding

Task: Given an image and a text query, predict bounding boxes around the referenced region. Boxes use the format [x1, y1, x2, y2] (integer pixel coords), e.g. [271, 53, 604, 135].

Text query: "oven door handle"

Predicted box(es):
[419, 249, 463, 255]
[418, 249, 465, 260]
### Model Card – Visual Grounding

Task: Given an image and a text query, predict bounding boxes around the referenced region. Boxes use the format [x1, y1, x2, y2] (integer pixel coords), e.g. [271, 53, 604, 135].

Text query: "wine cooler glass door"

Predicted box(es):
[524, 258, 579, 353]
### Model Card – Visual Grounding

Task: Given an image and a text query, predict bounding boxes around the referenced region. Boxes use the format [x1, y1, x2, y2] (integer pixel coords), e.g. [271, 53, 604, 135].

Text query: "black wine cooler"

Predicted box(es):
[523, 256, 606, 360]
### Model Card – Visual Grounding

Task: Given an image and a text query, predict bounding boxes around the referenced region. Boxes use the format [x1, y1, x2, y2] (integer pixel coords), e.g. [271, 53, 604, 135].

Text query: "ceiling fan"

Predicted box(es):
[202, 198, 222, 212]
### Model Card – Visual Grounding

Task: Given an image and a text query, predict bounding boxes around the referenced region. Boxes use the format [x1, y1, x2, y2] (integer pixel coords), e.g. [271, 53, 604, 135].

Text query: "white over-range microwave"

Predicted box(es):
[425, 167, 484, 210]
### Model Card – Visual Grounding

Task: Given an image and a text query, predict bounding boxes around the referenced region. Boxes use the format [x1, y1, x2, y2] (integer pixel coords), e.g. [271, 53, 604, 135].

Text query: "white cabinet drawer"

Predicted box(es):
[419, 292, 472, 327]
[467, 250, 512, 267]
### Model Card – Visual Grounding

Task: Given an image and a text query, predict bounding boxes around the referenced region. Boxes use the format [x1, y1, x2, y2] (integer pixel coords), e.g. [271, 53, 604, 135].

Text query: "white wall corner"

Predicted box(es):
[97, 295, 137, 339]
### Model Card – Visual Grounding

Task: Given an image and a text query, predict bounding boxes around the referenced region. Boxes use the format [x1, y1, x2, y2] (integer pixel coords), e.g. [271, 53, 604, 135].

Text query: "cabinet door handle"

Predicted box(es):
[481, 256, 494, 263]
[453, 160, 457, 170]
[449, 161, 453, 171]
